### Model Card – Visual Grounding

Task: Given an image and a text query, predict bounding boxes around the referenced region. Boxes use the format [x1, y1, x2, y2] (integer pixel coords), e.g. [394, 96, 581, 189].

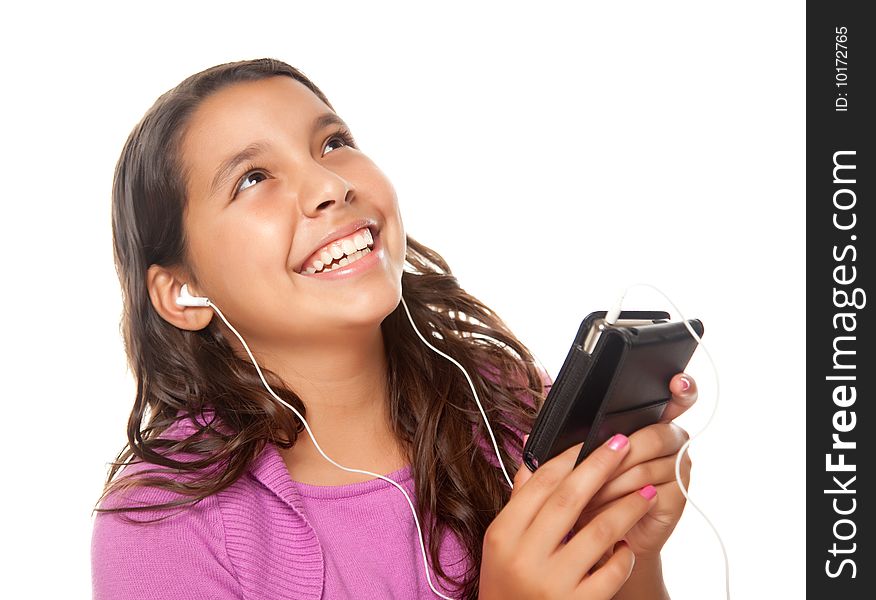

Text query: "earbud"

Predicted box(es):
[175, 283, 211, 307]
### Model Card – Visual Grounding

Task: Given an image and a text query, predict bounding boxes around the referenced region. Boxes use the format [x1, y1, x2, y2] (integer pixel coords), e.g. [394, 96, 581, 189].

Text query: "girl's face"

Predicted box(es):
[177, 76, 406, 347]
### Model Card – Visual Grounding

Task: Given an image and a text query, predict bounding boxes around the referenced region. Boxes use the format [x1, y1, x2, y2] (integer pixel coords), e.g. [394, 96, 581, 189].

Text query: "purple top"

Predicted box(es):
[91, 369, 551, 599]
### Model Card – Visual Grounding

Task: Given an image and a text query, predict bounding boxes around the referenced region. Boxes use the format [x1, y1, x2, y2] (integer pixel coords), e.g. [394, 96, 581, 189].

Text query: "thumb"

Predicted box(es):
[511, 434, 534, 498]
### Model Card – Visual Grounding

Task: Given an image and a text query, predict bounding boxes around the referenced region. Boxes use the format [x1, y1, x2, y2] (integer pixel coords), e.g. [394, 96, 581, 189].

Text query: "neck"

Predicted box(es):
[229, 323, 407, 482]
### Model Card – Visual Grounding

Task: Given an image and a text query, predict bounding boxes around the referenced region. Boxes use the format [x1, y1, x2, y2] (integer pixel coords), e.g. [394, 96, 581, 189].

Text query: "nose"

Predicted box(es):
[300, 163, 354, 216]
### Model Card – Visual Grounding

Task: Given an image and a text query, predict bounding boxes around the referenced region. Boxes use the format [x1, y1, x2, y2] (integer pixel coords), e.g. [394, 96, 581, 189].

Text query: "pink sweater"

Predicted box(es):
[91, 370, 551, 599]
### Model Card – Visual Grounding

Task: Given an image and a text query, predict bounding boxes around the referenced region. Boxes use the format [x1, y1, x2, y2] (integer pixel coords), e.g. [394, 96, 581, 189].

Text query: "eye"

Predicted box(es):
[324, 126, 357, 155]
[233, 164, 268, 197]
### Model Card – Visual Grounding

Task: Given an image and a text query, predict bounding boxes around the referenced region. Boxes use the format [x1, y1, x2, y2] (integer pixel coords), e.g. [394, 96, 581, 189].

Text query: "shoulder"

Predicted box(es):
[91, 448, 248, 598]
[92, 420, 328, 600]
[92, 484, 244, 599]
[92, 414, 245, 599]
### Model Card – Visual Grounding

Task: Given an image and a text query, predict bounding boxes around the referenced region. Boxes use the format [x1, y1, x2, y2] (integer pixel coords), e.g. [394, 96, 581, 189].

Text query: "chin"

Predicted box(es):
[334, 282, 401, 327]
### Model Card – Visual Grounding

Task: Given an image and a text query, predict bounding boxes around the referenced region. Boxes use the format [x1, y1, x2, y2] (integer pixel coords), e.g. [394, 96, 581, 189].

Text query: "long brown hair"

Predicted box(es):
[95, 57, 549, 600]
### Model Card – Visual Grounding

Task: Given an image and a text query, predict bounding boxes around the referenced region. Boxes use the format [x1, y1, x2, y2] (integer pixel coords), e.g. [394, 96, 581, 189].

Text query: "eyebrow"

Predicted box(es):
[208, 112, 350, 197]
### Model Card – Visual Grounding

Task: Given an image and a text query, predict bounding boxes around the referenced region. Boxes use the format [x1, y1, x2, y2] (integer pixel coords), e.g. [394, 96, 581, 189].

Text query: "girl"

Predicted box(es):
[92, 57, 699, 600]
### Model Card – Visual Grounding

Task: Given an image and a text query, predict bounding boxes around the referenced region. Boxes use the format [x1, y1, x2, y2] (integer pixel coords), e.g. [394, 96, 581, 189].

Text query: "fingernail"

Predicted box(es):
[522, 434, 529, 445]
[679, 376, 690, 392]
[607, 433, 629, 451]
[638, 484, 657, 500]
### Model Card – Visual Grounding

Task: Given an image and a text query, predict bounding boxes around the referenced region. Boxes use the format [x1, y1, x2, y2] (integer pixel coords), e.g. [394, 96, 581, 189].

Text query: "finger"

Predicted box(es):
[586, 455, 679, 509]
[573, 494, 624, 534]
[660, 372, 698, 423]
[614, 423, 689, 477]
[557, 485, 658, 589]
[521, 434, 632, 558]
[653, 478, 690, 512]
[577, 453, 693, 531]
[496, 439, 589, 537]
[570, 425, 688, 531]
[573, 541, 635, 600]
[588, 545, 615, 575]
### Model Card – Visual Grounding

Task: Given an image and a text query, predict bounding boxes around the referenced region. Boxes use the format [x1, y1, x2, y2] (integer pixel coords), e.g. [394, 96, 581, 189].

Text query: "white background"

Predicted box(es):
[0, 1, 804, 598]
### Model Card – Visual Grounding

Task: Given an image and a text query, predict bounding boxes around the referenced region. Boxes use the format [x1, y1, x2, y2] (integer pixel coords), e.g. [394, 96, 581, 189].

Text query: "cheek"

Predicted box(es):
[358, 168, 405, 262]
[210, 211, 291, 271]
[393, 225, 407, 267]
[381, 202, 407, 268]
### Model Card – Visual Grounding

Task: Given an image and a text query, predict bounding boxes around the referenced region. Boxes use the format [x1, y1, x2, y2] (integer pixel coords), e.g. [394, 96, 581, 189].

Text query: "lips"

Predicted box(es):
[294, 217, 378, 274]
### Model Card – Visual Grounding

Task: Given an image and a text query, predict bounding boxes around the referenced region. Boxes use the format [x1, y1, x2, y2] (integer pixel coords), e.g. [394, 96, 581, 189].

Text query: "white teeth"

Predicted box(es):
[302, 227, 376, 274]
[312, 248, 372, 274]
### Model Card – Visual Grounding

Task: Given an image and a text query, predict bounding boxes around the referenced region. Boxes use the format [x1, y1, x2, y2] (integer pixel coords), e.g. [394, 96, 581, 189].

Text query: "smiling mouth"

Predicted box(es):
[297, 227, 376, 274]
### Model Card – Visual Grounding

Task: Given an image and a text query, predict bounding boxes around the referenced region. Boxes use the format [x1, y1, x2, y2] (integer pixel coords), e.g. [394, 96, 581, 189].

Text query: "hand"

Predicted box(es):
[479, 432, 658, 599]
[572, 372, 698, 562]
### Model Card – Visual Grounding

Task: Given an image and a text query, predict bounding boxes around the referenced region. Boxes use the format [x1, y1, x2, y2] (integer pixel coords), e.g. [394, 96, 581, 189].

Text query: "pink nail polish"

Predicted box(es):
[638, 484, 657, 500]
[679, 377, 690, 392]
[607, 433, 629, 451]
[522, 434, 530, 445]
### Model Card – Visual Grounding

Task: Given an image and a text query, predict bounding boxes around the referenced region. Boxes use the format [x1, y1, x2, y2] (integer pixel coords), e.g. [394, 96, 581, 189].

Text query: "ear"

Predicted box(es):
[146, 264, 213, 331]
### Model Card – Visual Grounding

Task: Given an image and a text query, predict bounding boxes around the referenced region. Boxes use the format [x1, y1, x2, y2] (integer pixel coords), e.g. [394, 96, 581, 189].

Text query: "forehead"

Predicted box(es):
[181, 76, 329, 200]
